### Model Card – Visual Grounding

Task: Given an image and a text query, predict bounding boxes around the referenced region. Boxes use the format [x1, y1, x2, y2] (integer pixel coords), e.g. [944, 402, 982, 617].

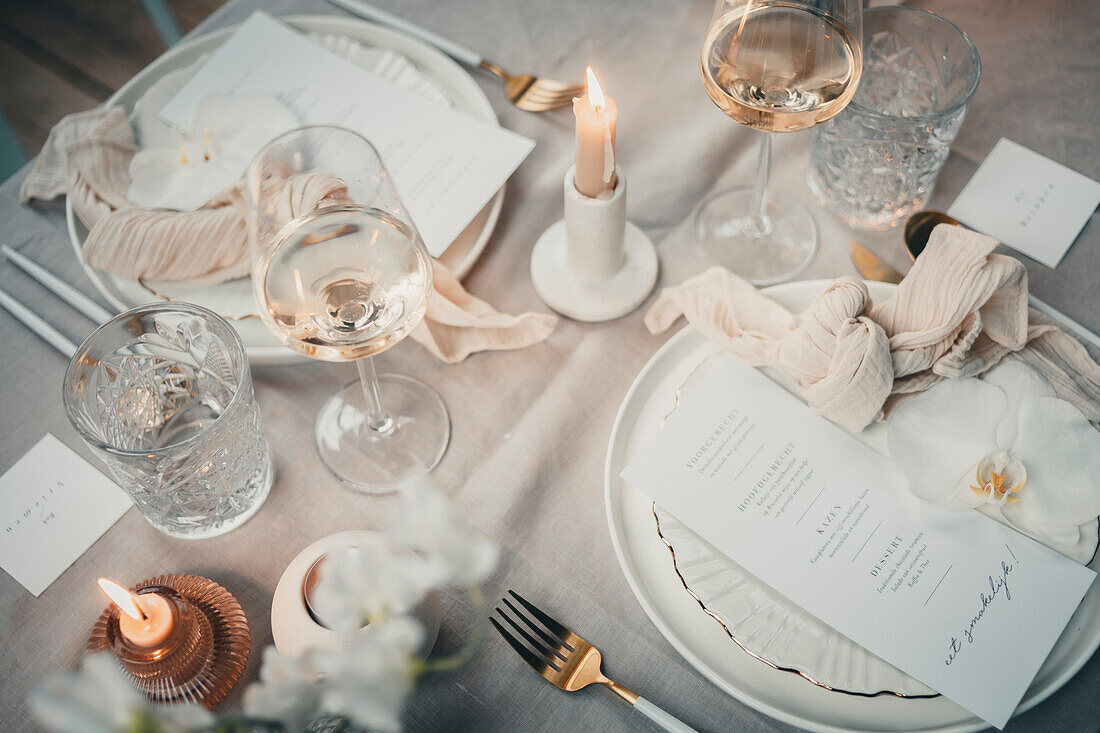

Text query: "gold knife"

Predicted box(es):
[849, 241, 904, 284]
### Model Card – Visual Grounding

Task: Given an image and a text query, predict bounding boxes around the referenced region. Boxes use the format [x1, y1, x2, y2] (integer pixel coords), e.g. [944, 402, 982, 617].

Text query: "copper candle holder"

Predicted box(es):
[87, 573, 250, 710]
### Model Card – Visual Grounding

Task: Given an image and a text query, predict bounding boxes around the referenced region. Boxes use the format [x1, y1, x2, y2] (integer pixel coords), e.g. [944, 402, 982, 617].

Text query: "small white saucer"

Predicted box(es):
[530, 220, 658, 322]
[271, 530, 440, 658]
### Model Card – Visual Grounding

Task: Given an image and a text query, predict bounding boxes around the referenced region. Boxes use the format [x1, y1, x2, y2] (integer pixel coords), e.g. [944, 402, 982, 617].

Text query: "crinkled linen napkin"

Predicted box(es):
[21, 108, 556, 363]
[645, 225, 1100, 432]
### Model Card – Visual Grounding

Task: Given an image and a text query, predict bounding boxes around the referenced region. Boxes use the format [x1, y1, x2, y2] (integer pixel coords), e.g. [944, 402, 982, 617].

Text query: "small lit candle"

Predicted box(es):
[573, 67, 617, 198]
[98, 578, 175, 649]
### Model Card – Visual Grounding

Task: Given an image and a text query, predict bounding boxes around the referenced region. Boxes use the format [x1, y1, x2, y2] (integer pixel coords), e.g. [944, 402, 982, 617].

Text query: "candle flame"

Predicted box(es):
[97, 578, 145, 621]
[586, 67, 605, 112]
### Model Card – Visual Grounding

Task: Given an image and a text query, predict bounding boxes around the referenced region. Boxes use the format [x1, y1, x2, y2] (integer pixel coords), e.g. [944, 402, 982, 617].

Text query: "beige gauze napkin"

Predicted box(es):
[645, 225, 1100, 432]
[21, 108, 557, 364]
[21, 107, 249, 283]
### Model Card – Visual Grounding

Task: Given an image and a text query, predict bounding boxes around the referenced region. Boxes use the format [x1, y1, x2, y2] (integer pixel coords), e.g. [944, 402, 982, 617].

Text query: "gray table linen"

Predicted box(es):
[1, 0, 1097, 730]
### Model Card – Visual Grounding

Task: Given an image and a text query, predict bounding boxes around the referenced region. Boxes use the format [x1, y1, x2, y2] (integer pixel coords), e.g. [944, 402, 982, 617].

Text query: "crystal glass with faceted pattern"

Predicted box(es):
[63, 303, 273, 539]
[808, 6, 981, 229]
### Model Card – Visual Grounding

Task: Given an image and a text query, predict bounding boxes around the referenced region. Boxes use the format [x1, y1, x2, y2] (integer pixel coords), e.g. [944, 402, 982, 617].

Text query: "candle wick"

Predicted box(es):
[132, 593, 148, 621]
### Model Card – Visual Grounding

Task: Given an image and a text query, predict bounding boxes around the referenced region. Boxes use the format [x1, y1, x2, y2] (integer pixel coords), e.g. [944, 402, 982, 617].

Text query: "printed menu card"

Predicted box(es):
[621, 356, 1095, 729]
[159, 11, 535, 257]
[0, 435, 131, 597]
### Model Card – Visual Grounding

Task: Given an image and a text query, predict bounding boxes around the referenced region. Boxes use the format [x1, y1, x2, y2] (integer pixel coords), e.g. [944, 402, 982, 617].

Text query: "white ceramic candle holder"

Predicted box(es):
[530, 165, 658, 322]
[271, 530, 440, 658]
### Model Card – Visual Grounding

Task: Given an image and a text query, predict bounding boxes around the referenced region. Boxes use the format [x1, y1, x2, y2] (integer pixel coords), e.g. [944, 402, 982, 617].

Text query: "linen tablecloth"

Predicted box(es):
[1, 1, 1097, 730]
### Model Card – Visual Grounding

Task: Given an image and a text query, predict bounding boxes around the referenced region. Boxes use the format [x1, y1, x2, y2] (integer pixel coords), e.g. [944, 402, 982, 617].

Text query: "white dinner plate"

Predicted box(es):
[67, 14, 505, 365]
[604, 279, 1100, 732]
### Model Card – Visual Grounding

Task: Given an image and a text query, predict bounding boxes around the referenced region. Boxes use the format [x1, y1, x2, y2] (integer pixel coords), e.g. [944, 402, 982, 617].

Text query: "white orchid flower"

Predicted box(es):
[242, 646, 324, 732]
[888, 361, 1100, 559]
[390, 478, 499, 587]
[316, 617, 423, 733]
[309, 536, 442, 633]
[128, 92, 296, 211]
[30, 481, 497, 733]
[311, 480, 497, 634]
[245, 618, 421, 733]
[29, 653, 213, 733]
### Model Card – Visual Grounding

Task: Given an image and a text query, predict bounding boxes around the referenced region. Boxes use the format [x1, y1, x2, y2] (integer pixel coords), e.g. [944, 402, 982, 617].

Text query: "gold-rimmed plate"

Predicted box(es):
[604, 279, 1100, 732]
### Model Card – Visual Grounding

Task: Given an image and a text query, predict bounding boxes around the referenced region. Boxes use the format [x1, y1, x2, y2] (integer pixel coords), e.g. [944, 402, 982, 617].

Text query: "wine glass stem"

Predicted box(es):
[745, 133, 773, 237]
[356, 356, 396, 436]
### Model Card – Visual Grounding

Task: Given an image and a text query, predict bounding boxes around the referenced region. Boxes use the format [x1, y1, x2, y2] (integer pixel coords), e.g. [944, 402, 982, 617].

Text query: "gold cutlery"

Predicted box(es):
[902, 210, 958, 260]
[325, 0, 585, 111]
[849, 241, 904, 284]
[898, 211, 1100, 350]
[491, 590, 699, 732]
[475, 61, 585, 113]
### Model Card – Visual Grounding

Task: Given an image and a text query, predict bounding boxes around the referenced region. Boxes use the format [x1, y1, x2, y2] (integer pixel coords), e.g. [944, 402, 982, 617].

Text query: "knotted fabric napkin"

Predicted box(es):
[645, 225, 1100, 432]
[21, 108, 556, 363]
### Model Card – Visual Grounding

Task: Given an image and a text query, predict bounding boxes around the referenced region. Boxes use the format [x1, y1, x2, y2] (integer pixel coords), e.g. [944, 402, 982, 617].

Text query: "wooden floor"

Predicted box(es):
[0, 0, 224, 157]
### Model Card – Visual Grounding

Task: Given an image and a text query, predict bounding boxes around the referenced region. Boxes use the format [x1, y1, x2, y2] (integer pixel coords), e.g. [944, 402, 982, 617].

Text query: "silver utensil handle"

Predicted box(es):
[0, 286, 77, 357]
[325, 0, 484, 67]
[635, 696, 699, 733]
[2, 246, 113, 324]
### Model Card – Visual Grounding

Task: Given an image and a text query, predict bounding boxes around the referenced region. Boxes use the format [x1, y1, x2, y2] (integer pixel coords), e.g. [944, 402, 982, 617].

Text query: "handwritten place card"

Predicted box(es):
[948, 138, 1100, 268]
[621, 356, 1095, 729]
[159, 12, 535, 258]
[0, 435, 132, 596]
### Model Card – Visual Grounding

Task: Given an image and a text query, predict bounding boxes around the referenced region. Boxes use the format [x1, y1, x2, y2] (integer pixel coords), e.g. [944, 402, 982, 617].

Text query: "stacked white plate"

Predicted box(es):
[67, 15, 505, 364]
[605, 279, 1100, 732]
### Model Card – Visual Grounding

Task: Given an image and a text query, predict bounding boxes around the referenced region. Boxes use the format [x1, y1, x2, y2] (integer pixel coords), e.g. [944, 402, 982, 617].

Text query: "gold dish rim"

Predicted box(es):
[652, 353, 938, 699]
[652, 353, 1100, 698]
[653, 503, 1099, 699]
[652, 503, 940, 700]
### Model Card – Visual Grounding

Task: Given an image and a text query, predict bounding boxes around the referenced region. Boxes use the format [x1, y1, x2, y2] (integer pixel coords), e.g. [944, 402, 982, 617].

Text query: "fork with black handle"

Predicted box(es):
[492, 590, 700, 732]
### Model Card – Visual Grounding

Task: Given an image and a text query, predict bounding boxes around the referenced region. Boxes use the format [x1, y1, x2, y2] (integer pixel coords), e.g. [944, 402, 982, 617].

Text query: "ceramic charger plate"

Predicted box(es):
[604, 279, 1100, 733]
[66, 14, 506, 365]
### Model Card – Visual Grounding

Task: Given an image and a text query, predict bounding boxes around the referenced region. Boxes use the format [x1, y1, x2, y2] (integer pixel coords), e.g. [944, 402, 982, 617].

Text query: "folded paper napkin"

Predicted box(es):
[21, 108, 556, 363]
[645, 225, 1100, 432]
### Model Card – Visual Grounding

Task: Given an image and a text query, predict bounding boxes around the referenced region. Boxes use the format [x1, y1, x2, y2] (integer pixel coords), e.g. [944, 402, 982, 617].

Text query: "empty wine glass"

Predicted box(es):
[246, 125, 449, 493]
[696, 0, 863, 284]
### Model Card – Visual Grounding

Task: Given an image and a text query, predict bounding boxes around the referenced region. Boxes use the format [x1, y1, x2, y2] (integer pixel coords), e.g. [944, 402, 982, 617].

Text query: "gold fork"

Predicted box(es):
[327, 0, 585, 111]
[491, 590, 699, 732]
[474, 61, 585, 112]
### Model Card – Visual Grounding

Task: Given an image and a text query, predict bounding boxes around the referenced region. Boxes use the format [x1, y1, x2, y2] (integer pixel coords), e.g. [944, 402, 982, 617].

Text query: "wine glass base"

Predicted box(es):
[314, 374, 450, 494]
[693, 186, 819, 286]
